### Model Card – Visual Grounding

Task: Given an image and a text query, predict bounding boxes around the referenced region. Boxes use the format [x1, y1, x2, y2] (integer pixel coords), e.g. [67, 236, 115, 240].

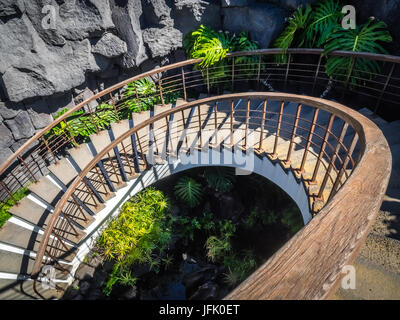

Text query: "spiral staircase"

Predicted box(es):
[0, 49, 397, 300]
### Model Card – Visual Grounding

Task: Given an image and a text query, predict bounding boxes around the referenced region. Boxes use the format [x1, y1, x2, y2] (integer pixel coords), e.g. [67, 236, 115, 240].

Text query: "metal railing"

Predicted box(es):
[29, 92, 390, 299]
[0, 49, 394, 299]
[0, 49, 398, 206]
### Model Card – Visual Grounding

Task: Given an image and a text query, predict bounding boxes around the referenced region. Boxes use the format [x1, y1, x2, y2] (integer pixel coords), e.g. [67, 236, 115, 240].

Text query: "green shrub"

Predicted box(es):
[97, 187, 171, 295]
[205, 220, 236, 262]
[47, 103, 118, 144]
[281, 204, 303, 235]
[222, 250, 257, 287]
[174, 176, 203, 208]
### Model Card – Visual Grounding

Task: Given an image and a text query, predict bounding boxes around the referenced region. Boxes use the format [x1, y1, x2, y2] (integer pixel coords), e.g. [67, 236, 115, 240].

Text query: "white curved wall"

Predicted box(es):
[64, 148, 312, 286]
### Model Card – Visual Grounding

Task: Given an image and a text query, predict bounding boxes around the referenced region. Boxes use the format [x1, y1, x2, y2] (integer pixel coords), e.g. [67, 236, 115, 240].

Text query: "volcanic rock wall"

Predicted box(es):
[0, 0, 398, 165]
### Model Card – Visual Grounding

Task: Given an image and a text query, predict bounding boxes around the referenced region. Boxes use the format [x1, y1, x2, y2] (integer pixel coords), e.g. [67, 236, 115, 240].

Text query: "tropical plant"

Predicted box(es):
[97, 188, 171, 294]
[272, 0, 392, 85]
[205, 220, 236, 262]
[205, 235, 232, 263]
[174, 176, 203, 207]
[222, 251, 257, 287]
[184, 25, 260, 84]
[305, 0, 343, 47]
[272, 4, 313, 62]
[123, 78, 158, 113]
[324, 18, 392, 84]
[203, 167, 235, 193]
[47, 103, 119, 144]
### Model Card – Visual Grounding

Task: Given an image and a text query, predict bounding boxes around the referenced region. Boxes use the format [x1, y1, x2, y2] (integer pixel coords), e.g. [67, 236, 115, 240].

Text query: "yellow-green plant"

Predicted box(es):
[97, 187, 171, 295]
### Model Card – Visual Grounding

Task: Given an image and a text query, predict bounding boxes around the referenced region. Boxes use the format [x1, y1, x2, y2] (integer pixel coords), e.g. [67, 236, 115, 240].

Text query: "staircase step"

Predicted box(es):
[0, 222, 42, 252]
[0, 250, 35, 274]
[154, 103, 172, 116]
[48, 158, 79, 187]
[90, 131, 114, 159]
[111, 119, 131, 148]
[0, 278, 66, 300]
[28, 176, 63, 207]
[8, 197, 51, 228]
[67, 143, 94, 171]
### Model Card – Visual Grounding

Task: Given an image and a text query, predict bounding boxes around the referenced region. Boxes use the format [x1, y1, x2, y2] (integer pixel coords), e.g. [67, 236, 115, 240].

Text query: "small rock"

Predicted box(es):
[74, 263, 96, 281]
[121, 286, 138, 300]
[5, 110, 35, 140]
[92, 33, 128, 58]
[182, 265, 219, 295]
[79, 281, 91, 296]
[0, 123, 14, 149]
[189, 281, 218, 300]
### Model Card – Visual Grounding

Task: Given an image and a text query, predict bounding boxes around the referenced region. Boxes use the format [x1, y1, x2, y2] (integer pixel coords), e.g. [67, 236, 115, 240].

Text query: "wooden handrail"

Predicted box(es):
[32, 93, 391, 299]
[1, 49, 399, 179]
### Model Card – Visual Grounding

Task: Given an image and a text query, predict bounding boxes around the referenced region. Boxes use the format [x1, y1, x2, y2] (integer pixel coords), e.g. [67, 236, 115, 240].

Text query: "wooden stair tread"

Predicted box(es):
[28, 177, 63, 207]
[48, 158, 79, 187]
[8, 197, 52, 228]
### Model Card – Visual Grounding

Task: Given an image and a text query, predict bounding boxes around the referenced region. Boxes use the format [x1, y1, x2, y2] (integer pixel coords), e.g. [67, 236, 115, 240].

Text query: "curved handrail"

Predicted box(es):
[31, 92, 391, 299]
[1, 48, 399, 188]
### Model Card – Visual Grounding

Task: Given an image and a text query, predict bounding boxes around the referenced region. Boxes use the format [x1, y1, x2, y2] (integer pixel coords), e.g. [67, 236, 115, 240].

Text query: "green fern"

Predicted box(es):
[324, 18, 392, 85]
[174, 176, 203, 207]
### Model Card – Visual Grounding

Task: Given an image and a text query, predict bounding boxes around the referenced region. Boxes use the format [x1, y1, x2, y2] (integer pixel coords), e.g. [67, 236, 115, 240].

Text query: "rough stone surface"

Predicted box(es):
[0, 102, 20, 119]
[221, 0, 252, 7]
[172, 0, 222, 35]
[0, 0, 24, 16]
[142, 26, 183, 58]
[5, 110, 35, 140]
[0, 147, 13, 165]
[222, 4, 287, 48]
[0, 123, 13, 149]
[264, 0, 318, 10]
[92, 33, 128, 58]
[25, 99, 54, 129]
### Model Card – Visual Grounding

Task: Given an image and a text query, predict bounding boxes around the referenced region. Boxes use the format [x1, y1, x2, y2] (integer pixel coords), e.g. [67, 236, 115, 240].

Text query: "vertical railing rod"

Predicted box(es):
[272, 101, 285, 157]
[317, 122, 348, 200]
[107, 152, 120, 184]
[230, 100, 234, 146]
[159, 77, 165, 107]
[284, 53, 291, 88]
[231, 58, 235, 91]
[83, 179, 98, 208]
[256, 55, 261, 89]
[311, 114, 335, 183]
[18, 156, 37, 182]
[197, 105, 202, 149]
[328, 134, 359, 202]
[311, 54, 323, 96]
[258, 99, 267, 151]
[374, 62, 396, 115]
[299, 108, 319, 173]
[206, 68, 210, 94]
[60, 210, 80, 237]
[109, 93, 120, 122]
[86, 104, 99, 133]
[214, 102, 218, 147]
[244, 99, 250, 149]
[181, 67, 187, 101]
[285, 104, 302, 164]
[0, 181, 15, 202]
[41, 136, 57, 163]
[71, 194, 88, 222]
